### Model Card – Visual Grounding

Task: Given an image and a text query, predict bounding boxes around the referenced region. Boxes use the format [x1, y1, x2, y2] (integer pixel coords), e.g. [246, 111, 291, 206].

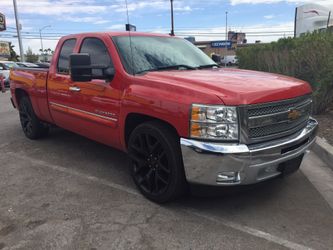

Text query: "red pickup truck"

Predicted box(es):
[10, 32, 318, 202]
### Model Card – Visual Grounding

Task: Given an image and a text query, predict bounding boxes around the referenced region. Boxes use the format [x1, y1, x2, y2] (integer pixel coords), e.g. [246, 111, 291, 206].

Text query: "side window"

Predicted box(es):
[79, 38, 113, 77]
[57, 39, 76, 74]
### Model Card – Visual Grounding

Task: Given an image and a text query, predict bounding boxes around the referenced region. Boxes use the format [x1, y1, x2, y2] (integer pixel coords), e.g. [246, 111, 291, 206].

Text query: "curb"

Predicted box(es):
[312, 136, 333, 171]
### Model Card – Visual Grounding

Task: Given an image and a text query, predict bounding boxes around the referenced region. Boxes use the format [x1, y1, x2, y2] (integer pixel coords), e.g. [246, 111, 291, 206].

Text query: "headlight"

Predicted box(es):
[190, 104, 239, 140]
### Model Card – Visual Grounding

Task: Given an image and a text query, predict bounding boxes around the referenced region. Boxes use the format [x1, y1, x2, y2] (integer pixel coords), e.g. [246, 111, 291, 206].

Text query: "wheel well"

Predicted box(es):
[15, 88, 29, 106]
[124, 113, 179, 147]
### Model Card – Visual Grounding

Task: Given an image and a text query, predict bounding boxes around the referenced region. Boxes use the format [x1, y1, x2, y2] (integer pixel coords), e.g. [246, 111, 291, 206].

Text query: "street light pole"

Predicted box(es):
[13, 0, 25, 62]
[170, 0, 175, 36]
[225, 11, 228, 67]
[39, 25, 51, 53]
[39, 25, 51, 62]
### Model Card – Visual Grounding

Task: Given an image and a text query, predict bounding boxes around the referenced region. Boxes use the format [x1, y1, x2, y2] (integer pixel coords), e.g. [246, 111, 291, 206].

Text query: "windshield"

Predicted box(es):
[112, 36, 216, 75]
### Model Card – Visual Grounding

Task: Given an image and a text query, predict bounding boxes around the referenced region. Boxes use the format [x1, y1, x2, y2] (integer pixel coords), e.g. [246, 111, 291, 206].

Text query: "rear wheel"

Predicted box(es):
[19, 96, 49, 139]
[128, 121, 186, 203]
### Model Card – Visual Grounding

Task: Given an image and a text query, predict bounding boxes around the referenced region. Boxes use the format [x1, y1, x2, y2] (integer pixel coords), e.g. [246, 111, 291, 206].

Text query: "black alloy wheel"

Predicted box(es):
[19, 98, 33, 136]
[128, 121, 186, 203]
[19, 96, 49, 139]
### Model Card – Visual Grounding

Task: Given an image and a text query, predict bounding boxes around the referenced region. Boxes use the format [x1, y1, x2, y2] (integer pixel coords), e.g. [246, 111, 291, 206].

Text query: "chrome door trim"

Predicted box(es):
[49, 101, 118, 122]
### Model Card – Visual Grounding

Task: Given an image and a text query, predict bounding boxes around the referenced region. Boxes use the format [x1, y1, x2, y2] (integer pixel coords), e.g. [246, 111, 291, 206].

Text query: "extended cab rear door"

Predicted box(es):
[48, 38, 79, 130]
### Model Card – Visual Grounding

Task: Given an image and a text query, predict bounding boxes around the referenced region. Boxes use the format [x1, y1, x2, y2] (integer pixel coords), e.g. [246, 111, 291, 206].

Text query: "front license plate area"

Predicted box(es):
[277, 154, 304, 176]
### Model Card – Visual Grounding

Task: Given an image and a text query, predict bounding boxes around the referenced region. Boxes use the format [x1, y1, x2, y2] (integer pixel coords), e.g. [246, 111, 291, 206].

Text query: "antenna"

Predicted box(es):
[170, 0, 175, 36]
[328, 11, 331, 29]
[125, 0, 135, 75]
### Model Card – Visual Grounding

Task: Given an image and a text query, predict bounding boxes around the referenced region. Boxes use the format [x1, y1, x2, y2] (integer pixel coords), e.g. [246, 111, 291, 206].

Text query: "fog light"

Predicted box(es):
[216, 172, 240, 184]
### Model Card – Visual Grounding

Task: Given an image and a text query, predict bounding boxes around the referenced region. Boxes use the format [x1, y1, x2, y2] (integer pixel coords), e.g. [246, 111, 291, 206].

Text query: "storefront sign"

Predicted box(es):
[211, 40, 232, 48]
[0, 41, 10, 58]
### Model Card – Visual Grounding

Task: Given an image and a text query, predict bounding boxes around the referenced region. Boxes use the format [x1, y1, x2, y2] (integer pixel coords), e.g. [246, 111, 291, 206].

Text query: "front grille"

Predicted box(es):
[247, 95, 310, 117]
[249, 119, 308, 138]
[245, 95, 312, 142]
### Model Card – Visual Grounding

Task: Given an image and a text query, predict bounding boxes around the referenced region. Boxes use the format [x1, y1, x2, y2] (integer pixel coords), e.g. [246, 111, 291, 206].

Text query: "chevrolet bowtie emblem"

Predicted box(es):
[288, 109, 301, 120]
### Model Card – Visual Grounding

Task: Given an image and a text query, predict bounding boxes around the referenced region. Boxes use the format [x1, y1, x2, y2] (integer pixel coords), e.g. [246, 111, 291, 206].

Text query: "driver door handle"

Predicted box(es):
[69, 86, 81, 92]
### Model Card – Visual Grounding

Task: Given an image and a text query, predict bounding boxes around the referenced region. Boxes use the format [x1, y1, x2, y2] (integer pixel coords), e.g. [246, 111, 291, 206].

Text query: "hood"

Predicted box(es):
[141, 68, 312, 105]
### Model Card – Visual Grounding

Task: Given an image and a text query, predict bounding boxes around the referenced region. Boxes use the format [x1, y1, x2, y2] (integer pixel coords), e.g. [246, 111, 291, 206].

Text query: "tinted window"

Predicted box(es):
[80, 38, 113, 77]
[57, 39, 76, 74]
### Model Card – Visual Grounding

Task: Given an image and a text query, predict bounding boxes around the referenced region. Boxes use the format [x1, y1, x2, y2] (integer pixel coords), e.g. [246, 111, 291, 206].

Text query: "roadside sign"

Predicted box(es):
[211, 40, 232, 48]
[0, 41, 10, 58]
[0, 13, 6, 31]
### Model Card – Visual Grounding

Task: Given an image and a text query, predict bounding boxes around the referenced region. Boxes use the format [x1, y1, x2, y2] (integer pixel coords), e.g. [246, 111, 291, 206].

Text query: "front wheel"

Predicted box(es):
[128, 121, 186, 203]
[19, 96, 49, 139]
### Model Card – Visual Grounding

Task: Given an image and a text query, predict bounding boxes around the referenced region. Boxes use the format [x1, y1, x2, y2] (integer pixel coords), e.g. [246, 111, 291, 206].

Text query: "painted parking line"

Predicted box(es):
[184, 209, 312, 250]
[301, 152, 333, 210]
[8, 152, 312, 250]
[6, 152, 140, 197]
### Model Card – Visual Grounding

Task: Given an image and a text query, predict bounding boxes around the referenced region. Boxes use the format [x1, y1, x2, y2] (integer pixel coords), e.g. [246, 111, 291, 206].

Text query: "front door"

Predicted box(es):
[48, 36, 122, 147]
[65, 36, 121, 146]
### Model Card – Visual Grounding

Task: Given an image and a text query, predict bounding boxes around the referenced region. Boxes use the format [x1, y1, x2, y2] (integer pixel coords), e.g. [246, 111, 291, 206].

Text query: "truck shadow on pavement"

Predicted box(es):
[44, 127, 288, 206]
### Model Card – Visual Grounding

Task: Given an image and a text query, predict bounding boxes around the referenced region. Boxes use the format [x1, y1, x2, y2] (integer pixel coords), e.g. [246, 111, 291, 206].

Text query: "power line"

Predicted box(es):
[3, 29, 293, 37]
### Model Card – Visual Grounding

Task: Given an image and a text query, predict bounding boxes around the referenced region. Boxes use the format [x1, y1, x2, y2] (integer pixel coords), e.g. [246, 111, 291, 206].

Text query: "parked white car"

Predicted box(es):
[221, 55, 238, 66]
[0, 61, 19, 88]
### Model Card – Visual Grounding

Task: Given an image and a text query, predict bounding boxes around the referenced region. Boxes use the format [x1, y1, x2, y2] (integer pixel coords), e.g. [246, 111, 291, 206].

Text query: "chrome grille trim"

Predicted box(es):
[239, 95, 312, 144]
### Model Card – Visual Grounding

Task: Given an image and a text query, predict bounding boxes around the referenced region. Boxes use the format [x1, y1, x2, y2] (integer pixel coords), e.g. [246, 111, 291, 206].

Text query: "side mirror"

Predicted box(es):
[69, 53, 115, 82]
[69, 53, 92, 82]
[0, 66, 3, 70]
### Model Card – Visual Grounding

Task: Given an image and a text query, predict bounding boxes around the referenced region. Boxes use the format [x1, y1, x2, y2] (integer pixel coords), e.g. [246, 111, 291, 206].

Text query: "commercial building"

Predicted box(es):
[194, 31, 247, 57]
[295, 3, 332, 37]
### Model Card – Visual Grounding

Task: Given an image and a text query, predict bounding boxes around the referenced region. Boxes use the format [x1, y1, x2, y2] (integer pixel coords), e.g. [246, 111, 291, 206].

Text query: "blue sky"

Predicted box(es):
[1, 0, 333, 54]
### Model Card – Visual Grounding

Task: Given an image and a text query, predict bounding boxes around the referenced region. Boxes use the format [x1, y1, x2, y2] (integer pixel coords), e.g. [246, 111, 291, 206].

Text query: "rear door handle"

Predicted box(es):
[69, 86, 81, 92]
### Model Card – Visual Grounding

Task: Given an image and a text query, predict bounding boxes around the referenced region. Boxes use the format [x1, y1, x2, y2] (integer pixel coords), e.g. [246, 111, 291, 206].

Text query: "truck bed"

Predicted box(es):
[10, 67, 52, 123]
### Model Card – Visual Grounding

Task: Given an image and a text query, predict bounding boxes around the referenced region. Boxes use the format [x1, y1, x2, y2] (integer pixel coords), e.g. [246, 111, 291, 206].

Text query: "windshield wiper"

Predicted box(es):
[197, 64, 220, 69]
[136, 64, 196, 74]
[155, 64, 197, 71]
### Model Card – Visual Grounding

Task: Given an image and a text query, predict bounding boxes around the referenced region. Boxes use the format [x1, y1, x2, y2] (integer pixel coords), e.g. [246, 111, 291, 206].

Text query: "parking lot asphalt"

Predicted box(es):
[1, 91, 333, 250]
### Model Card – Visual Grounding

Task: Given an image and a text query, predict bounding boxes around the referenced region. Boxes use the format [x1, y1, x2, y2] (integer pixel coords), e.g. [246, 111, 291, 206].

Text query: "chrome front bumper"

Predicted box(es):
[180, 118, 318, 186]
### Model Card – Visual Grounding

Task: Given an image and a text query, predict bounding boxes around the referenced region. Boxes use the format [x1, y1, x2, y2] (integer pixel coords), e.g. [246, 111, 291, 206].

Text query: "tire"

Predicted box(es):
[128, 121, 186, 203]
[19, 96, 49, 139]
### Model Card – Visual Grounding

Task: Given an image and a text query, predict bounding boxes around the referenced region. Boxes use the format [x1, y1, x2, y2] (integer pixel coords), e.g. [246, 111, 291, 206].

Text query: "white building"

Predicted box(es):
[38, 54, 53, 62]
[295, 3, 332, 37]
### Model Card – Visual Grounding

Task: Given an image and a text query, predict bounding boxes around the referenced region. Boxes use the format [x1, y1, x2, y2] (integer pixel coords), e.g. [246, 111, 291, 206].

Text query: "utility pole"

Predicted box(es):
[170, 0, 175, 36]
[13, 0, 24, 62]
[225, 11, 228, 67]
